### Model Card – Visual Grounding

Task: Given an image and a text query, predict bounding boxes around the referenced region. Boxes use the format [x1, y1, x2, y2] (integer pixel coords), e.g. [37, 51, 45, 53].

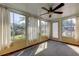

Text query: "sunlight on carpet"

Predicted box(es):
[35, 42, 47, 55]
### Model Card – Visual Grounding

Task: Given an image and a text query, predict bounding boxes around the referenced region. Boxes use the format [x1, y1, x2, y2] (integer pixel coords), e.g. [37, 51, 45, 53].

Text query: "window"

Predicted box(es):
[10, 12, 26, 40]
[52, 22, 58, 38]
[41, 21, 50, 37]
[62, 18, 76, 38]
[27, 17, 39, 40]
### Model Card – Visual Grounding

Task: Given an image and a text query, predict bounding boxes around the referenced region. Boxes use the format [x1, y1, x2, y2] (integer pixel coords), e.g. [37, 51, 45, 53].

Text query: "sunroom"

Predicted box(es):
[0, 3, 79, 56]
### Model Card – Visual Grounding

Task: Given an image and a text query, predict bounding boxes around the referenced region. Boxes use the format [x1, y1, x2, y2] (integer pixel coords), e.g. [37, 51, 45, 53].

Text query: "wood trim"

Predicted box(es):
[2, 39, 49, 56]
[2, 39, 79, 56]
[50, 39, 79, 47]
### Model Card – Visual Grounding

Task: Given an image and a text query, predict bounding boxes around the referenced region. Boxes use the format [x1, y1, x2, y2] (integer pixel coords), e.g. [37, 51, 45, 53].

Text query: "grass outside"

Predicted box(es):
[11, 35, 25, 40]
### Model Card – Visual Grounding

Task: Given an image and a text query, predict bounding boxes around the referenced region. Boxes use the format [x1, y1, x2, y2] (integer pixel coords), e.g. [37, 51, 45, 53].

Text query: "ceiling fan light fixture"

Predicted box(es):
[49, 12, 52, 18]
[49, 15, 51, 18]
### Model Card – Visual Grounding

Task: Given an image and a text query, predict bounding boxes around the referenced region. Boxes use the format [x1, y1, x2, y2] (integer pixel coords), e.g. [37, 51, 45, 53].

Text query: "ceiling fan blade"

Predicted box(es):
[40, 12, 49, 16]
[52, 3, 64, 11]
[42, 7, 49, 11]
[53, 11, 63, 14]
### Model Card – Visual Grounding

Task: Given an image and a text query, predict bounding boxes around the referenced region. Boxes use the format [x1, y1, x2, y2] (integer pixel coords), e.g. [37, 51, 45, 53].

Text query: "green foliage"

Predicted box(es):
[11, 35, 25, 40]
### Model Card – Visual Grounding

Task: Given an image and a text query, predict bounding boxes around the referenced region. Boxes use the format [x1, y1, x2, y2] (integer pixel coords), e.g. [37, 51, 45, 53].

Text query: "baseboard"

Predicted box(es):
[2, 39, 49, 56]
[50, 39, 79, 47]
[3, 39, 79, 56]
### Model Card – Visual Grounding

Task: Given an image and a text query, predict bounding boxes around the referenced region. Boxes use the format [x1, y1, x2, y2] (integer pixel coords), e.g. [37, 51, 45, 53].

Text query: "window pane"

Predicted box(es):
[52, 22, 58, 38]
[62, 18, 76, 38]
[10, 12, 14, 40]
[41, 21, 50, 37]
[10, 12, 25, 40]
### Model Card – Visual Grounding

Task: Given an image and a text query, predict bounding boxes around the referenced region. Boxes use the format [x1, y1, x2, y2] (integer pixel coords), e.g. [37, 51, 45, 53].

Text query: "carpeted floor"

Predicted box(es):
[10, 40, 79, 56]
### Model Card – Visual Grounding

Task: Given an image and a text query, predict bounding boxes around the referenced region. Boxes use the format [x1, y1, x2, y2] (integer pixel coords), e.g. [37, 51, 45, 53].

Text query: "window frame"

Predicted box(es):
[10, 11, 26, 41]
[61, 17, 76, 38]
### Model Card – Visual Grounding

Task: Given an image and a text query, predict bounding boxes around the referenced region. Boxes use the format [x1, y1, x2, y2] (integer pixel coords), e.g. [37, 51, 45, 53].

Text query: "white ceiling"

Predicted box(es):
[1, 3, 79, 20]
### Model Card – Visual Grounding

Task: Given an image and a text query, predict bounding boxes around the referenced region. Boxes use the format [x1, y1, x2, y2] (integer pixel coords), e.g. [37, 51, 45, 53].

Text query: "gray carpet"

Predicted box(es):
[10, 40, 79, 56]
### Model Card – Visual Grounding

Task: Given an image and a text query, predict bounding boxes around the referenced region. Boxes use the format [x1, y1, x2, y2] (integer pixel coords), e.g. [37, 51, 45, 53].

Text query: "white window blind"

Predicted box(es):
[0, 7, 11, 50]
[27, 17, 39, 40]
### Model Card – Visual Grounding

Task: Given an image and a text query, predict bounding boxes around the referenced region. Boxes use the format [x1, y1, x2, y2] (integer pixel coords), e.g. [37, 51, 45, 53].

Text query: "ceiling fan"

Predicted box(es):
[41, 3, 64, 18]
